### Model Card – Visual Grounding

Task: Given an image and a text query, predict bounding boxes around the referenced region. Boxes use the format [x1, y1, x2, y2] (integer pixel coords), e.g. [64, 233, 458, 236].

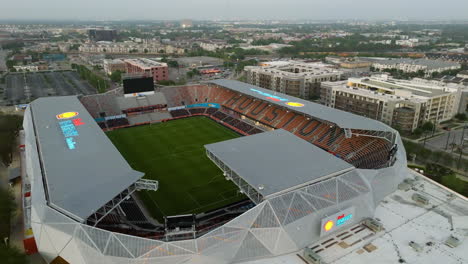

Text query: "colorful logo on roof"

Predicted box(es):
[285, 102, 304, 107]
[250, 89, 288, 102]
[320, 207, 355, 236]
[57, 112, 85, 150]
[336, 213, 353, 226]
[324, 220, 334, 231]
[250, 88, 304, 107]
[56, 112, 79, 120]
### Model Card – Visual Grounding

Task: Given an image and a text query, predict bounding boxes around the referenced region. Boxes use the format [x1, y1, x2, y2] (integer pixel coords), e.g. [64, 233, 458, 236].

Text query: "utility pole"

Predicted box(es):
[423, 131, 428, 147]
[445, 130, 451, 150]
[458, 124, 466, 168]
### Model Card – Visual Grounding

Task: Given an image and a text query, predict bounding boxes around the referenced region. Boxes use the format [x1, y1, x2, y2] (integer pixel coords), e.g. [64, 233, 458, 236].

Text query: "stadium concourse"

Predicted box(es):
[22, 79, 415, 264]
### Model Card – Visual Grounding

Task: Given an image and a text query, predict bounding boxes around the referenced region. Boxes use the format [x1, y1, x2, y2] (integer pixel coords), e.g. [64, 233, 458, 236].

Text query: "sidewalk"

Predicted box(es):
[3, 137, 46, 264]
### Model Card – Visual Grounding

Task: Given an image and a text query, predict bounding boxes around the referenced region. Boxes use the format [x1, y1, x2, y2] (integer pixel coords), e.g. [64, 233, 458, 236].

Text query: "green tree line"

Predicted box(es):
[0, 114, 23, 167]
[71, 64, 110, 93]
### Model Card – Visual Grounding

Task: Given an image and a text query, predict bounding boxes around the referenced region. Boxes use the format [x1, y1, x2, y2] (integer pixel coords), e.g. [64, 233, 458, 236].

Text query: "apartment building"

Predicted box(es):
[79, 42, 185, 55]
[124, 58, 169, 82]
[321, 75, 462, 132]
[244, 61, 342, 99]
[372, 58, 461, 77]
[199, 40, 232, 51]
[103, 59, 126, 75]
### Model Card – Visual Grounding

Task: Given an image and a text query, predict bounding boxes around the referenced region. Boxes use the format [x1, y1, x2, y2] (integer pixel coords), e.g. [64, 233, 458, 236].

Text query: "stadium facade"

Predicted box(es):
[23, 80, 407, 264]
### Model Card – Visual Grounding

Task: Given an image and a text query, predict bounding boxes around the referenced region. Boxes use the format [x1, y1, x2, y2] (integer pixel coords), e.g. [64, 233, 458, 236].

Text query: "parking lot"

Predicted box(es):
[1, 71, 96, 105]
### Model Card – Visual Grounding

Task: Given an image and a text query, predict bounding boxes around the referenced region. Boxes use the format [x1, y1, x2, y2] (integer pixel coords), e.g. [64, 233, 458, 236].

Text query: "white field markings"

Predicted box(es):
[142, 191, 168, 216]
[180, 190, 244, 215]
[186, 192, 202, 207]
[183, 178, 244, 214]
[122, 117, 241, 215]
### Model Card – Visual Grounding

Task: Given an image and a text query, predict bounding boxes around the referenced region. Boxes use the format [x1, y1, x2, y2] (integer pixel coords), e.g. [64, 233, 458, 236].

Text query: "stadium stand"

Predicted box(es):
[188, 108, 207, 115]
[170, 109, 190, 117]
[160, 83, 394, 169]
[80, 82, 393, 169]
[80, 93, 122, 118]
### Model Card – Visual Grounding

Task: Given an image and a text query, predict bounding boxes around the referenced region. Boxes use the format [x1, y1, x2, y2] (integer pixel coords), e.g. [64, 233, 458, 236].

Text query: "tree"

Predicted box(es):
[144, 49, 149, 54]
[167, 60, 179, 68]
[421, 121, 435, 132]
[5, 60, 16, 70]
[109, 71, 122, 83]
[455, 113, 467, 121]
[0, 244, 28, 264]
[413, 127, 424, 137]
[0, 114, 23, 167]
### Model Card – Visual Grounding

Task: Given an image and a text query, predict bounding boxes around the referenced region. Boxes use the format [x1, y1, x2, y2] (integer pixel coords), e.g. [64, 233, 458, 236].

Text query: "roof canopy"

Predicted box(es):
[209, 79, 394, 132]
[30, 96, 143, 221]
[205, 129, 354, 198]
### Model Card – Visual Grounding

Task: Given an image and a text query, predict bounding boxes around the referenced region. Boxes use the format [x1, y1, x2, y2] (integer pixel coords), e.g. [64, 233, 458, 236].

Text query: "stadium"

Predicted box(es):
[22, 79, 407, 264]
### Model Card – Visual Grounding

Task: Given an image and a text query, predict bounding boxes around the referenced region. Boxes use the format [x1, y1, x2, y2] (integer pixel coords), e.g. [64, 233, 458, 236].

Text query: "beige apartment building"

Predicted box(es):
[244, 61, 342, 99]
[321, 75, 461, 132]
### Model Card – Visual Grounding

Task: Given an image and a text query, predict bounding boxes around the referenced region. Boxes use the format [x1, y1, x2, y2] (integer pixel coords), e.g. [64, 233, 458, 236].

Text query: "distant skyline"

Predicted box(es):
[1, 0, 468, 21]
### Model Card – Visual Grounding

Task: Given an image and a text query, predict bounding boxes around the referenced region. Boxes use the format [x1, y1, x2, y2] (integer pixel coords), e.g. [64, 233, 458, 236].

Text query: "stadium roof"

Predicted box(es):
[29, 96, 143, 222]
[205, 129, 354, 198]
[209, 79, 394, 132]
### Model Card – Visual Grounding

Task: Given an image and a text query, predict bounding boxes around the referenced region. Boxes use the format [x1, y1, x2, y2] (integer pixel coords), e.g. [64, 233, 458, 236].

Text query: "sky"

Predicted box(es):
[1, 0, 467, 21]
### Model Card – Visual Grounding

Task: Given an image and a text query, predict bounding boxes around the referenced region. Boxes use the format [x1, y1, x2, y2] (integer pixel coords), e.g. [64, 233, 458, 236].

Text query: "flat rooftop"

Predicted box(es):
[29, 96, 143, 221]
[362, 79, 449, 97]
[248, 62, 341, 77]
[243, 170, 468, 264]
[373, 58, 460, 69]
[205, 129, 354, 198]
[124, 58, 167, 69]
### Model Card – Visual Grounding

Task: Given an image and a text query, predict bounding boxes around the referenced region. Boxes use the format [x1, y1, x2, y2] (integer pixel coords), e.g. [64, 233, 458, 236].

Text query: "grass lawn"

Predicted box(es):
[106, 116, 246, 221]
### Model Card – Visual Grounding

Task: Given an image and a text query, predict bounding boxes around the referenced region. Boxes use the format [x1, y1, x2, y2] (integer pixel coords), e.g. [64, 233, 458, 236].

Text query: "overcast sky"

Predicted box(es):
[1, 0, 467, 21]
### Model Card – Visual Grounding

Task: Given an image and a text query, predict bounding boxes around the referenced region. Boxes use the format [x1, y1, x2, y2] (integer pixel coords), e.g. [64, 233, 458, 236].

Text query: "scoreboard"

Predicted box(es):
[123, 76, 154, 94]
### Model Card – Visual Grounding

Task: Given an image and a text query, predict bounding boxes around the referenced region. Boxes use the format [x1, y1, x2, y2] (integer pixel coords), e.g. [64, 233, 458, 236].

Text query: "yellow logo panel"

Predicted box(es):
[56, 112, 79, 120]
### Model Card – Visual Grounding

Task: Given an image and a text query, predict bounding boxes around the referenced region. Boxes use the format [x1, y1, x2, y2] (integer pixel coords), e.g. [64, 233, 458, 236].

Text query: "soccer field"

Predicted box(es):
[106, 116, 246, 221]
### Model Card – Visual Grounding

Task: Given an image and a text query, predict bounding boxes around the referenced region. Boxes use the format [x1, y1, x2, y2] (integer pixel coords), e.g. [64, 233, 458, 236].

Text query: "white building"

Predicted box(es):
[321, 75, 462, 132]
[13, 65, 39, 72]
[79, 42, 185, 55]
[372, 58, 461, 77]
[199, 41, 232, 51]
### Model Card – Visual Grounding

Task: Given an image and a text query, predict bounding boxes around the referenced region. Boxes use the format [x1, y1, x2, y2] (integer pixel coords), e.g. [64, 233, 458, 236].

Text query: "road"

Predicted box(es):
[425, 127, 468, 152]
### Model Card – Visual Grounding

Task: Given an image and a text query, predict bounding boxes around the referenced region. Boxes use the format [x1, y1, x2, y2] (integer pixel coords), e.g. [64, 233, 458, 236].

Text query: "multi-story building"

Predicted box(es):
[88, 28, 117, 42]
[199, 40, 232, 51]
[103, 59, 127, 75]
[78, 42, 185, 55]
[395, 38, 428, 47]
[245, 61, 342, 99]
[372, 58, 461, 77]
[321, 75, 462, 132]
[124, 58, 169, 82]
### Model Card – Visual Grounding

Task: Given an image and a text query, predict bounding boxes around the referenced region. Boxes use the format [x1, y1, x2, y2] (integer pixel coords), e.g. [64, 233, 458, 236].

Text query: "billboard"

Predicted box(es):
[186, 103, 220, 109]
[168, 103, 220, 111]
[123, 76, 154, 94]
[320, 207, 355, 236]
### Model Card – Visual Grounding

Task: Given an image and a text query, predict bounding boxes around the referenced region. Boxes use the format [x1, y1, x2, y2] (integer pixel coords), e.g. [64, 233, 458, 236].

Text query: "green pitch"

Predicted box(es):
[106, 116, 246, 221]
